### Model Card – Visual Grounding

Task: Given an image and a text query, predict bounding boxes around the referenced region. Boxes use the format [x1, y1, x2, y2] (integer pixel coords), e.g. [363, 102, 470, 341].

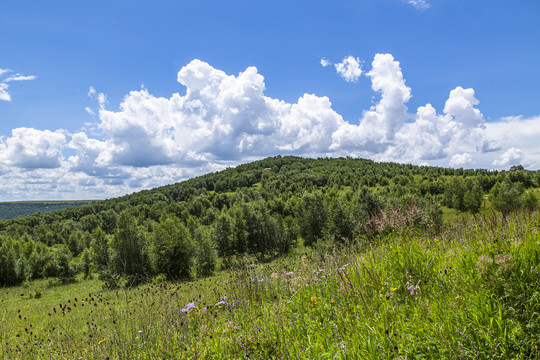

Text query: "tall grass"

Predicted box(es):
[1, 211, 540, 359]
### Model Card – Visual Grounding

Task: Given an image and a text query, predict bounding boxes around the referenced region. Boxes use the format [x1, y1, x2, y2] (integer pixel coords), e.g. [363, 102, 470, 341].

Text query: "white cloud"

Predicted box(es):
[331, 53, 411, 153]
[95, 60, 344, 167]
[87, 86, 107, 109]
[320, 58, 330, 67]
[334, 56, 362, 82]
[4, 74, 37, 82]
[0, 68, 36, 101]
[1, 54, 540, 200]
[385, 83, 491, 165]
[492, 147, 525, 167]
[0, 128, 66, 169]
[408, 0, 430, 11]
[444, 87, 484, 128]
[482, 115, 540, 168]
[0, 83, 10, 102]
[450, 153, 474, 167]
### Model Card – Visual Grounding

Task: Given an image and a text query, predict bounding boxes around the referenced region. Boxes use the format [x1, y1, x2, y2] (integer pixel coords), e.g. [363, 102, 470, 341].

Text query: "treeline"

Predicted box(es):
[1, 156, 538, 287]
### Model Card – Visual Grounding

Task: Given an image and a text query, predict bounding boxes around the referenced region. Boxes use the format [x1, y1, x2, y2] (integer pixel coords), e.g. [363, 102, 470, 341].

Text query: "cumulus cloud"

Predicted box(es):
[334, 56, 363, 82]
[92, 60, 345, 167]
[0, 68, 36, 101]
[331, 54, 411, 153]
[1, 54, 539, 200]
[382, 83, 493, 166]
[450, 153, 474, 167]
[492, 147, 525, 167]
[0, 128, 66, 169]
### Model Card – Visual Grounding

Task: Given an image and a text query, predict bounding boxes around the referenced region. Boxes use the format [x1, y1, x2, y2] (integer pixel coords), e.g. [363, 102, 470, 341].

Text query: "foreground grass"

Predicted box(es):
[2, 212, 540, 359]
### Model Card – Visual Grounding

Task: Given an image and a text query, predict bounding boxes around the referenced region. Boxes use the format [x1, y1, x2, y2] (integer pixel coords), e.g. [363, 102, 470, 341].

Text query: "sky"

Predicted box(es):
[1, 0, 540, 201]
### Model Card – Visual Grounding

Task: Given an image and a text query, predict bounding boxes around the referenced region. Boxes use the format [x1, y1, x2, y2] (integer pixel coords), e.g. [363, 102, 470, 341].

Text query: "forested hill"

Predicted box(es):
[0, 201, 92, 220]
[0, 156, 538, 287]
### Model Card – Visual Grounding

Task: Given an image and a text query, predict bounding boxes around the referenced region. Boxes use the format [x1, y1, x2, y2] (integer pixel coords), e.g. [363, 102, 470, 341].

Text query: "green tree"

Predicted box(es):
[522, 190, 539, 213]
[212, 212, 235, 257]
[463, 181, 483, 213]
[444, 178, 467, 211]
[353, 186, 383, 224]
[489, 180, 523, 218]
[90, 228, 110, 274]
[110, 211, 149, 280]
[53, 245, 75, 283]
[150, 216, 193, 279]
[99, 209, 118, 234]
[297, 191, 328, 247]
[80, 247, 93, 279]
[326, 194, 354, 244]
[0, 240, 23, 286]
[280, 215, 298, 254]
[194, 228, 216, 277]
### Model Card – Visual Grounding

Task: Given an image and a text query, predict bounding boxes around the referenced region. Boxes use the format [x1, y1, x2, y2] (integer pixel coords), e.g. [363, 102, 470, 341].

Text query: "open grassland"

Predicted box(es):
[2, 211, 540, 359]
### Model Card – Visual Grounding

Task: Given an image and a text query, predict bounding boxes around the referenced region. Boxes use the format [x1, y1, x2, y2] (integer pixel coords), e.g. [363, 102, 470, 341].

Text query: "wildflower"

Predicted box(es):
[98, 338, 106, 345]
[186, 302, 196, 309]
[391, 287, 398, 292]
[310, 296, 317, 306]
[284, 271, 294, 276]
[330, 298, 335, 304]
[215, 301, 226, 306]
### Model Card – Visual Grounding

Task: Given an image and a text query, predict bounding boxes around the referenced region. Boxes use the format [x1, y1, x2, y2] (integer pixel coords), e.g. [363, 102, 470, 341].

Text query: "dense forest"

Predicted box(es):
[1, 156, 538, 288]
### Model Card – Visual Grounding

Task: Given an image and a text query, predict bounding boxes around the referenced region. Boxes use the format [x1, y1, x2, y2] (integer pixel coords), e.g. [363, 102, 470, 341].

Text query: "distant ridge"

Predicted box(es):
[0, 200, 92, 219]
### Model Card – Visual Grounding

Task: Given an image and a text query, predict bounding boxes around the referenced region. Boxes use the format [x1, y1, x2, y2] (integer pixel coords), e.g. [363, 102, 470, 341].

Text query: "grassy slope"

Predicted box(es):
[1, 211, 540, 359]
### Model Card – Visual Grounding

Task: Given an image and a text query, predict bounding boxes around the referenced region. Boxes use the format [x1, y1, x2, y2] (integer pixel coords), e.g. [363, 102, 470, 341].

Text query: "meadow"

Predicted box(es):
[1, 210, 539, 359]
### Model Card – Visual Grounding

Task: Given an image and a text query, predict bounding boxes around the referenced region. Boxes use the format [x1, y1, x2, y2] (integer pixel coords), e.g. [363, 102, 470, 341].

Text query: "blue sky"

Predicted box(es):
[1, 0, 539, 200]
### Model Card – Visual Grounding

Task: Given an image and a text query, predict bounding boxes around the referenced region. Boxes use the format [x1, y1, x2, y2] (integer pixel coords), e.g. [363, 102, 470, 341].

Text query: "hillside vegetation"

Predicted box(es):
[1, 156, 540, 358]
[0, 156, 538, 287]
[1, 211, 539, 358]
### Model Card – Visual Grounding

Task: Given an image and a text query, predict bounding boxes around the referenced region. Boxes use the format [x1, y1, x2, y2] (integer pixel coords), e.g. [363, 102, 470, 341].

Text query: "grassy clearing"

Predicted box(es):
[2, 212, 540, 359]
